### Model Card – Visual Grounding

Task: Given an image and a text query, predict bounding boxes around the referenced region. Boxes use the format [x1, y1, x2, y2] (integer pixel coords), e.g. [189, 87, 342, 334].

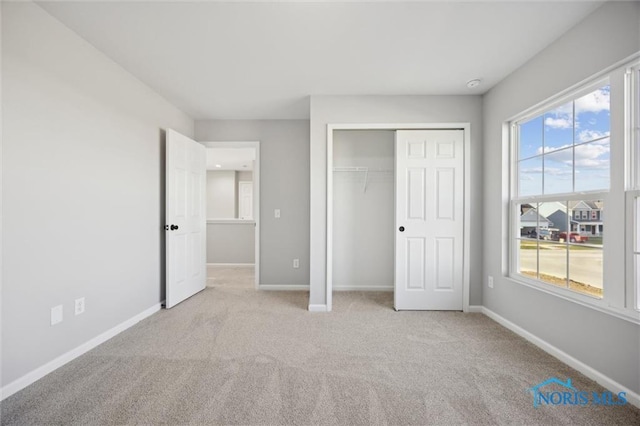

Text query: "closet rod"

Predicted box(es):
[333, 166, 367, 192]
[332, 167, 393, 192]
[332, 166, 368, 172]
[332, 167, 392, 172]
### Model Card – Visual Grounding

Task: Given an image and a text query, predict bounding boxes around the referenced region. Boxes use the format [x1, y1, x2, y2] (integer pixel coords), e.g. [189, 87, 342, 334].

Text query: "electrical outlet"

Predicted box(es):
[75, 297, 85, 315]
[274, 209, 281, 218]
[51, 305, 63, 325]
[293, 258, 299, 269]
[488, 276, 494, 289]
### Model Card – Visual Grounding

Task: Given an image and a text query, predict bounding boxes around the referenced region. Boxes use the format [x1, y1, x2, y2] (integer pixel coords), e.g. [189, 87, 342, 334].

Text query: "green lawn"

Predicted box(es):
[519, 240, 602, 250]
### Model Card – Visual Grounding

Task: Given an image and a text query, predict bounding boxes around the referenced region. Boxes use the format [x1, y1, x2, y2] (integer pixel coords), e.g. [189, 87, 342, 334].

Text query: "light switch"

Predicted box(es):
[75, 297, 85, 315]
[275, 209, 281, 218]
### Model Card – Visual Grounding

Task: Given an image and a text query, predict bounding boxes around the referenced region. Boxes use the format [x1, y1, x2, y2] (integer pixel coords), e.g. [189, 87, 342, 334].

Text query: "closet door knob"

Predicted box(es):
[399, 226, 405, 232]
[171, 224, 179, 230]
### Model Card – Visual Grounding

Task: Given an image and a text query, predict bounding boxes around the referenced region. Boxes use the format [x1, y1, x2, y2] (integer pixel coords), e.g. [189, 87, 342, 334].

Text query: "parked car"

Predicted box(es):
[537, 229, 552, 240]
[527, 229, 552, 240]
[558, 232, 588, 243]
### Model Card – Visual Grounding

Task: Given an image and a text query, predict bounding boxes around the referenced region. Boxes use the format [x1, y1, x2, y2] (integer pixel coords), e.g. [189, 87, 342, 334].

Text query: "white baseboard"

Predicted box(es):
[481, 306, 640, 409]
[259, 284, 309, 291]
[333, 286, 393, 292]
[207, 263, 254, 267]
[467, 305, 483, 313]
[308, 304, 328, 312]
[0, 302, 162, 401]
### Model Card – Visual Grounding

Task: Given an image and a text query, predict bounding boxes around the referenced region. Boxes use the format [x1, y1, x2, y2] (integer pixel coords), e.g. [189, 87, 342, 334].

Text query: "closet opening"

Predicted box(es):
[326, 124, 471, 312]
[332, 130, 395, 301]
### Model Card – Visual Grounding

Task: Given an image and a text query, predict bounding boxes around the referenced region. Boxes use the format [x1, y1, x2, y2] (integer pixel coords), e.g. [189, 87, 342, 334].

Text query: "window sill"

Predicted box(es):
[506, 274, 640, 325]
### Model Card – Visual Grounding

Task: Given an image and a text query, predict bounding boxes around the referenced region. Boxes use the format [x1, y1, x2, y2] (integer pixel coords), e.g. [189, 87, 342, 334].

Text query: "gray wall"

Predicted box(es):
[206, 170, 254, 219]
[206, 170, 236, 218]
[207, 222, 255, 264]
[2, 2, 193, 388]
[309, 95, 483, 307]
[236, 171, 253, 183]
[333, 130, 394, 290]
[195, 120, 310, 286]
[482, 1, 640, 393]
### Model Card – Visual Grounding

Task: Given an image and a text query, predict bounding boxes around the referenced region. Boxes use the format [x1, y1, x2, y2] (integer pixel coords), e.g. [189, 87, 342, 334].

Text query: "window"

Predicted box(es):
[514, 199, 604, 298]
[629, 63, 640, 311]
[512, 83, 609, 299]
[634, 197, 640, 310]
[510, 60, 640, 321]
[516, 84, 611, 196]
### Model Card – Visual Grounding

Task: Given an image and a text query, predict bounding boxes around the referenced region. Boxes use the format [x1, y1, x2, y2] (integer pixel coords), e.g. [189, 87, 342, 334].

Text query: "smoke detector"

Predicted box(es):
[466, 79, 481, 89]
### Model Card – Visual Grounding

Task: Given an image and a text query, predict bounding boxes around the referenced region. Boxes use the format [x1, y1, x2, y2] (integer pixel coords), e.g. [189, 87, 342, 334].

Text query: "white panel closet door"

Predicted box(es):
[395, 130, 464, 310]
[165, 129, 206, 308]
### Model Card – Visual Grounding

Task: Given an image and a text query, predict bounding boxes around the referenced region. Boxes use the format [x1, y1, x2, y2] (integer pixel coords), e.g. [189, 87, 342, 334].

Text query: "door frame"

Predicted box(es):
[201, 141, 260, 290]
[326, 123, 471, 312]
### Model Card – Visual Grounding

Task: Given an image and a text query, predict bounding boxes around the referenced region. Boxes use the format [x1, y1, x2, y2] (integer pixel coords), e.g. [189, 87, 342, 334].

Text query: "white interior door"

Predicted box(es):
[166, 129, 206, 308]
[238, 181, 253, 219]
[395, 130, 464, 310]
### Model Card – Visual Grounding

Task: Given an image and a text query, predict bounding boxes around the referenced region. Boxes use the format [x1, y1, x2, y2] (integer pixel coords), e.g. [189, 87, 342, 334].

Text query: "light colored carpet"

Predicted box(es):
[2, 273, 639, 425]
[207, 265, 254, 289]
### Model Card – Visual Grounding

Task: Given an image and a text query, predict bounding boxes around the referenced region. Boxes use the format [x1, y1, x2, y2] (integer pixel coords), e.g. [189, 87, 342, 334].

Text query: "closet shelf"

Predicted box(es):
[332, 166, 393, 192]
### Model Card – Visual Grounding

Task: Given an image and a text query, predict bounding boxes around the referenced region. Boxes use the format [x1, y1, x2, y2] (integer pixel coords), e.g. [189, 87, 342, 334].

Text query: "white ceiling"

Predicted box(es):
[206, 147, 255, 171]
[38, 1, 604, 120]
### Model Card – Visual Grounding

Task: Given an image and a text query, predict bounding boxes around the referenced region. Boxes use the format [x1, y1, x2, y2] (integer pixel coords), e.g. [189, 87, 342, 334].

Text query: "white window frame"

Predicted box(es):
[509, 58, 640, 323]
[625, 61, 640, 312]
[629, 193, 640, 310]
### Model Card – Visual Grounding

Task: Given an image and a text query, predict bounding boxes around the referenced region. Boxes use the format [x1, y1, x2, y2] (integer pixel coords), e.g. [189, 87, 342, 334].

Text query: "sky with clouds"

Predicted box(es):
[518, 85, 610, 196]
